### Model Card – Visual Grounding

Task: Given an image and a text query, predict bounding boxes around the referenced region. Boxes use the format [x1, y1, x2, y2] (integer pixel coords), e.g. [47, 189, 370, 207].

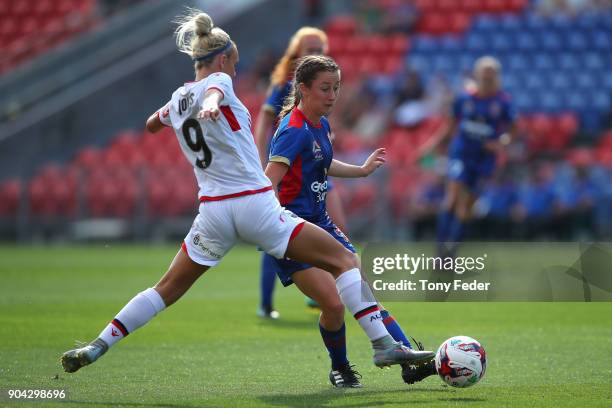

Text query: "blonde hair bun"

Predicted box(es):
[194, 13, 213, 37]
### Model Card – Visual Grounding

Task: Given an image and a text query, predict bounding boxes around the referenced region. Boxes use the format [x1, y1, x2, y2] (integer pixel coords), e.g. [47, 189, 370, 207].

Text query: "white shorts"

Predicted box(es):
[182, 190, 305, 266]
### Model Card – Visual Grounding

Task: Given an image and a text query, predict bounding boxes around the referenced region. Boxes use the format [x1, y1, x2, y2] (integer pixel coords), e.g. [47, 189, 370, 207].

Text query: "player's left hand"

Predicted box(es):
[361, 148, 386, 176]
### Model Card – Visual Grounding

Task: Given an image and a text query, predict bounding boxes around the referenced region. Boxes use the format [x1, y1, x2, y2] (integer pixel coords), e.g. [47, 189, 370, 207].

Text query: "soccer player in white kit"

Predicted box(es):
[60, 9, 433, 379]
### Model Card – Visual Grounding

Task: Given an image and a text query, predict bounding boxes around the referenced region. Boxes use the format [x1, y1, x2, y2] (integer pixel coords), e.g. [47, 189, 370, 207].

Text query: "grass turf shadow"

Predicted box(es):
[258, 387, 486, 407]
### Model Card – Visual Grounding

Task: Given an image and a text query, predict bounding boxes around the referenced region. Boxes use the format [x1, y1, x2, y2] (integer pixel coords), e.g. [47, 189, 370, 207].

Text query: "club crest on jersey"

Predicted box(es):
[313, 140, 323, 161]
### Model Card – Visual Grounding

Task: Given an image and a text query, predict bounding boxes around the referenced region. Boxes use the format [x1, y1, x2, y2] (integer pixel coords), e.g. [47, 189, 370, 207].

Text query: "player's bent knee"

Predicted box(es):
[334, 251, 359, 274]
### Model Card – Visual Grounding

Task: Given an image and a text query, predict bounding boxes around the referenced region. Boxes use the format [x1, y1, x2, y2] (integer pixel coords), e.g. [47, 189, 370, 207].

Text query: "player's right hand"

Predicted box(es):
[198, 105, 220, 121]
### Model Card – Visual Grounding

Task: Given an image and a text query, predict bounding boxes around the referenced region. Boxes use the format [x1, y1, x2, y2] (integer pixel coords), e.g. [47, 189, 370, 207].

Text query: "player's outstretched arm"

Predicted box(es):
[328, 148, 386, 178]
[146, 110, 165, 133]
[254, 107, 276, 168]
[197, 89, 224, 121]
[264, 161, 289, 195]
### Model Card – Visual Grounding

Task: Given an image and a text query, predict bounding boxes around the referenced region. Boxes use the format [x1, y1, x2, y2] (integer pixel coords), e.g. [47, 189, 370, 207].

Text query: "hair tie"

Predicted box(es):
[193, 40, 232, 62]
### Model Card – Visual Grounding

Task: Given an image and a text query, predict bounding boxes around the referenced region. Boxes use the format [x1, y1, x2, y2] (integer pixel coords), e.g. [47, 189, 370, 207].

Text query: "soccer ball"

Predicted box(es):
[435, 336, 486, 388]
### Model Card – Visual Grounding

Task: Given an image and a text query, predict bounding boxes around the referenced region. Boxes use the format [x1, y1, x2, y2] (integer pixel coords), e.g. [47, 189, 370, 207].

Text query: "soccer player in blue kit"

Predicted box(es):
[264, 55, 435, 387]
[423, 56, 517, 254]
[254, 27, 348, 318]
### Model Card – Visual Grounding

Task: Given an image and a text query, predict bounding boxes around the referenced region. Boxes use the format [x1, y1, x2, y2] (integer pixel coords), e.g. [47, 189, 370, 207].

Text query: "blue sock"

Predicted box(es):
[319, 323, 349, 370]
[380, 310, 413, 349]
[260, 254, 277, 309]
[437, 210, 454, 244]
[449, 217, 466, 243]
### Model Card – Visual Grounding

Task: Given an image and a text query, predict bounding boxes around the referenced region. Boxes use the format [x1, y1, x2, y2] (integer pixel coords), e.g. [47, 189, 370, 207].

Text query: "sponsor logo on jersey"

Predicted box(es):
[311, 180, 328, 203]
[193, 234, 200, 246]
[461, 119, 494, 140]
[313, 140, 323, 161]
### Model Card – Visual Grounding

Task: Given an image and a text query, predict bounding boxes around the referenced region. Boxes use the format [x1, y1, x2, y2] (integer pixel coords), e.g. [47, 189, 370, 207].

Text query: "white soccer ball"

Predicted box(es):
[435, 335, 487, 388]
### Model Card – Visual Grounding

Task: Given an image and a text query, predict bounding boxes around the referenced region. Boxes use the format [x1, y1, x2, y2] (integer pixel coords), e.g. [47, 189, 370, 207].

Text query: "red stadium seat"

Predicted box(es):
[0, 179, 22, 217]
[566, 148, 594, 167]
[325, 15, 359, 37]
[449, 12, 472, 33]
[28, 164, 78, 217]
[389, 34, 409, 55]
[73, 147, 102, 173]
[417, 13, 450, 35]
[461, 0, 485, 13]
[85, 168, 137, 217]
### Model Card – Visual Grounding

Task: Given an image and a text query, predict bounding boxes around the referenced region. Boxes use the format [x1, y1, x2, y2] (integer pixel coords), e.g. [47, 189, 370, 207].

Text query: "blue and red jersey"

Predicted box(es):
[449, 91, 516, 171]
[269, 108, 333, 222]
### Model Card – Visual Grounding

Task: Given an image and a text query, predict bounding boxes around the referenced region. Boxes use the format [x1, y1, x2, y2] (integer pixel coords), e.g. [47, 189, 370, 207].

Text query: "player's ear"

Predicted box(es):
[298, 82, 309, 98]
[218, 54, 227, 70]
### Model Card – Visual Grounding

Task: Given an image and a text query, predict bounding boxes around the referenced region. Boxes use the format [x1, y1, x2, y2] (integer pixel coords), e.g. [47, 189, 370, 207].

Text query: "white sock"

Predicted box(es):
[98, 288, 166, 348]
[335, 268, 388, 341]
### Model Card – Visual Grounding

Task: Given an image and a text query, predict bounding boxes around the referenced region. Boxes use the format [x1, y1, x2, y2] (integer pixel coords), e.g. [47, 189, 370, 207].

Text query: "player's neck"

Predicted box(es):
[476, 87, 498, 98]
[195, 67, 215, 82]
[297, 103, 321, 126]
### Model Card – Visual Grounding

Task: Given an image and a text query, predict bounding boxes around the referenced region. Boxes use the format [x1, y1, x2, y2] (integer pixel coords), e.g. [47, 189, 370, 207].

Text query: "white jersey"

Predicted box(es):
[159, 72, 271, 201]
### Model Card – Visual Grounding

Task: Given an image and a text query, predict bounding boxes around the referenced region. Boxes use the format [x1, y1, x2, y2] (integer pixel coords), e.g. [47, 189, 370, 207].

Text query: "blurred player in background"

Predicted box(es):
[254, 27, 347, 318]
[422, 56, 517, 256]
[60, 9, 433, 380]
[265, 54, 435, 386]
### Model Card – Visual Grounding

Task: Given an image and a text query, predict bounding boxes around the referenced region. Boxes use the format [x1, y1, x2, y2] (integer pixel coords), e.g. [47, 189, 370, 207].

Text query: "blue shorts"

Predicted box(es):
[447, 157, 494, 192]
[265, 216, 355, 287]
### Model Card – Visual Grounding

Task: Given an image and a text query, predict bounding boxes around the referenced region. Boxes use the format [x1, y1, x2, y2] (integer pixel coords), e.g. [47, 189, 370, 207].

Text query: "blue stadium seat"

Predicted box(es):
[566, 32, 588, 51]
[540, 32, 563, 51]
[550, 72, 570, 90]
[465, 34, 488, 52]
[507, 53, 531, 71]
[566, 93, 587, 110]
[584, 52, 605, 70]
[579, 110, 601, 133]
[406, 55, 430, 72]
[593, 92, 611, 111]
[432, 54, 458, 72]
[526, 74, 546, 90]
[533, 54, 554, 70]
[550, 13, 573, 30]
[439, 35, 462, 52]
[471, 14, 498, 33]
[603, 12, 612, 29]
[603, 72, 612, 89]
[516, 32, 538, 51]
[524, 13, 547, 31]
[498, 13, 522, 32]
[576, 72, 596, 89]
[411, 36, 437, 53]
[502, 72, 519, 90]
[514, 92, 535, 111]
[458, 54, 474, 71]
[557, 53, 579, 71]
[539, 92, 562, 112]
[592, 29, 611, 50]
[492, 32, 513, 51]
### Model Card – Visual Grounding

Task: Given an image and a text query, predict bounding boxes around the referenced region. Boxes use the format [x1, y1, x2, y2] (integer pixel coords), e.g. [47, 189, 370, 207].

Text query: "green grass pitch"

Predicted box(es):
[0, 244, 611, 407]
